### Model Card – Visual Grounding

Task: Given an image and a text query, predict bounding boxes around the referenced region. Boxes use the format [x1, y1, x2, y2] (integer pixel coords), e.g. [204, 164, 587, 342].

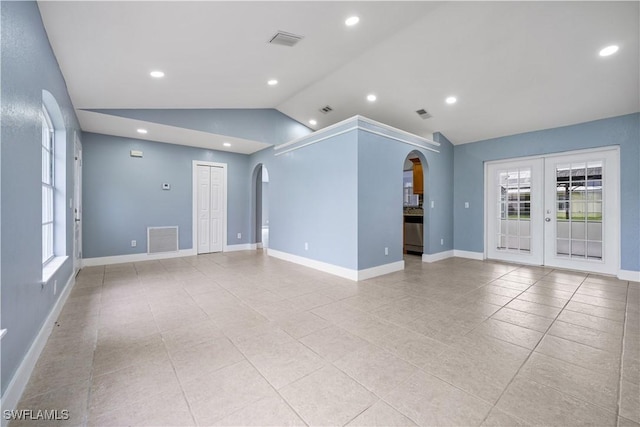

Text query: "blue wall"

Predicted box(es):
[87, 109, 311, 146]
[356, 129, 453, 269]
[1, 1, 81, 396]
[263, 131, 360, 269]
[248, 119, 454, 272]
[81, 133, 253, 258]
[429, 132, 455, 255]
[453, 113, 640, 271]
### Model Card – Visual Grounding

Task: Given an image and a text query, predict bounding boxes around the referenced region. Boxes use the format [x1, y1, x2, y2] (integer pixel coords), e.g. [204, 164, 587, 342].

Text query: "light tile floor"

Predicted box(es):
[13, 251, 640, 427]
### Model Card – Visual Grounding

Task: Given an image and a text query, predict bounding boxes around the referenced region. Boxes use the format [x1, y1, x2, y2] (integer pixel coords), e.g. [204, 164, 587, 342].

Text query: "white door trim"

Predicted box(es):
[192, 161, 227, 253]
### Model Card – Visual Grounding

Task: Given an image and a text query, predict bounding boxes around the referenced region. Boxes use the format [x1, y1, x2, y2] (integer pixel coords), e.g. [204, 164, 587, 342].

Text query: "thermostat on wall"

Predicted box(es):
[162, 183, 171, 190]
[130, 150, 143, 157]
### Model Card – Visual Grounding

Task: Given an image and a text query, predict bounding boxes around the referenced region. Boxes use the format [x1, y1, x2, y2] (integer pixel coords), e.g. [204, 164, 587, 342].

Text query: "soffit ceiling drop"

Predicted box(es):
[38, 1, 639, 149]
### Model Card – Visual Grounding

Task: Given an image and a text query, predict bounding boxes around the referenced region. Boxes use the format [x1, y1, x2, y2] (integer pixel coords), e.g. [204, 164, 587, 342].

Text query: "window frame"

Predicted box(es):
[42, 105, 55, 265]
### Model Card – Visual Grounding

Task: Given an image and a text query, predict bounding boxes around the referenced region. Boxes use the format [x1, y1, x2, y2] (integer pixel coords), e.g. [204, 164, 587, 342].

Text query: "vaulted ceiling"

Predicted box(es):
[38, 1, 639, 152]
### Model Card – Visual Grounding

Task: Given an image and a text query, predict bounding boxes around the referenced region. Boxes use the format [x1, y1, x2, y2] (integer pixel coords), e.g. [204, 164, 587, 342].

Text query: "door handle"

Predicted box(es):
[75, 218, 81, 222]
[545, 217, 551, 222]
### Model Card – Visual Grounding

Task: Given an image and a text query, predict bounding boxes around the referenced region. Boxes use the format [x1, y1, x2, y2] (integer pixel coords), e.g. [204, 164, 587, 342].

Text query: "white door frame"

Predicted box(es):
[192, 161, 228, 253]
[73, 133, 82, 274]
[484, 146, 621, 275]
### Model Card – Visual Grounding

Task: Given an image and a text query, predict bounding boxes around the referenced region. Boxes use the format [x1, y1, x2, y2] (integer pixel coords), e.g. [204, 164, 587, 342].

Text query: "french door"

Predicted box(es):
[486, 148, 619, 275]
[73, 135, 83, 275]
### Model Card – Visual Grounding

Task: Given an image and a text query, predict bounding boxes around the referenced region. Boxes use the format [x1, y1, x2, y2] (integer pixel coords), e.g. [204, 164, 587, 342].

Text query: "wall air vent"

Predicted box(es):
[319, 105, 333, 114]
[147, 226, 179, 254]
[269, 31, 304, 47]
[416, 109, 432, 119]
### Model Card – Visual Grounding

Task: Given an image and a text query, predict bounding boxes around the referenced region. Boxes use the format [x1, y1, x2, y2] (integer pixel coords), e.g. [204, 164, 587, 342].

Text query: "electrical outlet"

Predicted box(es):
[131, 240, 137, 247]
[440, 238, 444, 245]
[304, 242, 309, 251]
[431, 200, 435, 208]
[237, 233, 242, 239]
[53, 280, 57, 295]
[384, 247, 389, 256]
[465, 202, 469, 209]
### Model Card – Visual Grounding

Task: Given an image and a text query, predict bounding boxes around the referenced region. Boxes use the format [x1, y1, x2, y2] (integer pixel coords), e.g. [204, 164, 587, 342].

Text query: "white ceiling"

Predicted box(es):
[39, 1, 639, 149]
[77, 110, 271, 154]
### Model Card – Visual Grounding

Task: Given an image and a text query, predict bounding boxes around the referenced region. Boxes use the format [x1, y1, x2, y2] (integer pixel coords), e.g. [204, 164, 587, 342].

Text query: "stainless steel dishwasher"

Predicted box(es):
[404, 215, 423, 253]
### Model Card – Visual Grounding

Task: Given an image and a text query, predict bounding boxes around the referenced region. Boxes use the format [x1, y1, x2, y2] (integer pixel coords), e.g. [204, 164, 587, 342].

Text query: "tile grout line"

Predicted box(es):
[615, 281, 631, 425]
[477, 270, 592, 426]
[149, 269, 199, 427]
[219, 332, 313, 427]
[80, 267, 105, 427]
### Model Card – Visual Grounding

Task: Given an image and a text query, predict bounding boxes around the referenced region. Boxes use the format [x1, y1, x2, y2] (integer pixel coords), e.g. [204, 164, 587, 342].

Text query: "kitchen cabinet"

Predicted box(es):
[411, 159, 423, 194]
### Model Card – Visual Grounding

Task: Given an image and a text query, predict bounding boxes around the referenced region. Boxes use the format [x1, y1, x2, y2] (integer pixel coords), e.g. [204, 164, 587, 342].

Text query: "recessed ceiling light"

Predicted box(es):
[267, 79, 278, 86]
[367, 94, 377, 102]
[137, 128, 148, 134]
[149, 70, 165, 78]
[309, 119, 317, 126]
[345, 16, 360, 26]
[599, 45, 619, 57]
[223, 142, 231, 147]
[445, 96, 457, 104]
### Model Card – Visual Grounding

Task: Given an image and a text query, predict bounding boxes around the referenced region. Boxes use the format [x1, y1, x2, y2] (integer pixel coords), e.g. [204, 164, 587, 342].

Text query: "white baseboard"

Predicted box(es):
[224, 243, 257, 252]
[268, 249, 358, 281]
[357, 261, 405, 280]
[267, 249, 404, 281]
[422, 250, 454, 263]
[82, 249, 197, 267]
[453, 250, 484, 260]
[618, 269, 640, 282]
[0, 274, 76, 427]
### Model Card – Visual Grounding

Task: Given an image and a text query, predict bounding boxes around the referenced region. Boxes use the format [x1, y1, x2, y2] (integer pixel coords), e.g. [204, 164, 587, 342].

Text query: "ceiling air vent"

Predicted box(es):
[269, 31, 304, 47]
[416, 109, 432, 119]
[319, 105, 333, 114]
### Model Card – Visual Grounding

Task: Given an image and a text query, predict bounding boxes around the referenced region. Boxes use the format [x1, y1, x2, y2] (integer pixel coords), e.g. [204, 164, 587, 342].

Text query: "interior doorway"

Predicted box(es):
[403, 152, 426, 255]
[255, 165, 270, 249]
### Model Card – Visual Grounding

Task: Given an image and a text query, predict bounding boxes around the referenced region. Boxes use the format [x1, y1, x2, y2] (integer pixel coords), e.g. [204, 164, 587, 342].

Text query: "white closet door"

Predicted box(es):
[209, 166, 223, 252]
[197, 165, 211, 254]
[197, 164, 224, 254]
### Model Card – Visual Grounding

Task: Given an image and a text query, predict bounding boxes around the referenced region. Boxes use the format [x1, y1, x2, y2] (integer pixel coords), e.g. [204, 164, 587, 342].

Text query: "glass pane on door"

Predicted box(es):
[555, 161, 602, 259]
[496, 168, 531, 253]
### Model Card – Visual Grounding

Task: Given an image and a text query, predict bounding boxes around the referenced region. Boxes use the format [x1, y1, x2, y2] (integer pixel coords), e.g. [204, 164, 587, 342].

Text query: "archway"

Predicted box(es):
[252, 164, 270, 249]
[402, 151, 429, 256]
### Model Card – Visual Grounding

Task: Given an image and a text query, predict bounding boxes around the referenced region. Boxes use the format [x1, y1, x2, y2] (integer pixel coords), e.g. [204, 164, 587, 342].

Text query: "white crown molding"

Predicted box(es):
[274, 115, 439, 156]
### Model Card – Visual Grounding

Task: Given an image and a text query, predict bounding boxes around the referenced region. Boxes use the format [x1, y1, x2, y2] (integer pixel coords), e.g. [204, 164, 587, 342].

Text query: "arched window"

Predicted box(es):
[42, 105, 55, 264]
[41, 90, 67, 276]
